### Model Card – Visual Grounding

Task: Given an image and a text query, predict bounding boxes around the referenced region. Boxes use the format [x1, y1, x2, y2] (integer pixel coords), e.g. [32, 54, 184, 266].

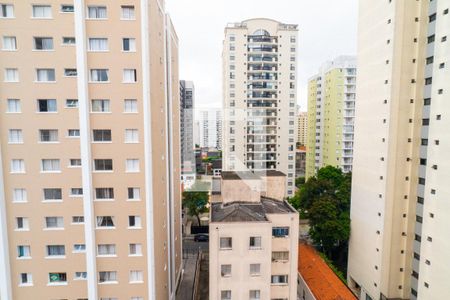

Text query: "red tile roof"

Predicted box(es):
[298, 243, 357, 300]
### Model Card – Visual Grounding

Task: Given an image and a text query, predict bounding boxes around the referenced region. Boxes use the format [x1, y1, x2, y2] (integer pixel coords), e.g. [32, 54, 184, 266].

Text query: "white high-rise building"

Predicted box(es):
[199, 109, 221, 149]
[222, 18, 298, 197]
[348, 1, 450, 300]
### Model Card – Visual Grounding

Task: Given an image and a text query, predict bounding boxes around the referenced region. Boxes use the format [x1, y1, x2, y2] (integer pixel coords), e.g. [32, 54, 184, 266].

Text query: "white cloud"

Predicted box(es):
[166, 0, 358, 111]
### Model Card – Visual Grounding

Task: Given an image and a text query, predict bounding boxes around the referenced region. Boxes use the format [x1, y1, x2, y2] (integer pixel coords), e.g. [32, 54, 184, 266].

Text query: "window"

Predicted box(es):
[98, 271, 117, 283]
[16, 217, 29, 230]
[43, 188, 62, 201]
[221, 264, 231, 277]
[48, 272, 67, 284]
[7, 99, 20, 112]
[65, 99, 78, 108]
[425, 77, 432, 85]
[422, 118, 430, 126]
[96, 216, 115, 228]
[250, 264, 261, 276]
[17, 245, 31, 258]
[249, 236, 261, 249]
[220, 237, 232, 249]
[73, 244, 86, 253]
[41, 159, 61, 172]
[4, 68, 18, 82]
[122, 38, 136, 52]
[91, 99, 110, 112]
[2, 36, 16, 50]
[46, 245, 65, 257]
[69, 159, 82, 168]
[74, 272, 87, 280]
[62, 37, 75, 45]
[36, 69, 56, 82]
[8, 129, 22, 144]
[0, 4, 14, 18]
[272, 227, 289, 237]
[129, 270, 143, 283]
[249, 290, 260, 300]
[88, 38, 108, 51]
[19, 273, 32, 286]
[97, 244, 116, 256]
[34, 37, 53, 50]
[70, 188, 83, 196]
[221, 290, 231, 300]
[39, 129, 58, 142]
[123, 69, 137, 83]
[95, 188, 114, 200]
[272, 251, 289, 262]
[271, 275, 288, 284]
[38, 99, 57, 112]
[129, 243, 142, 256]
[128, 187, 140, 200]
[428, 34, 435, 44]
[60, 4, 74, 13]
[10, 159, 25, 173]
[68, 129, 80, 137]
[121, 5, 135, 19]
[126, 159, 140, 172]
[90, 69, 109, 82]
[32, 5, 52, 18]
[128, 216, 141, 228]
[426, 56, 434, 64]
[429, 13, 436, 22]
[87, 6, 107, 19]
[124, 99, 138, 112]
[94, 159, 113, 171]
[72, 216, 84, 224]
[13, 188, 27, 202]
[45, 217, 64, 229]
[93, 129, 112, 142]
[125, 129, 139, 143]
[64, 68, 77, 77]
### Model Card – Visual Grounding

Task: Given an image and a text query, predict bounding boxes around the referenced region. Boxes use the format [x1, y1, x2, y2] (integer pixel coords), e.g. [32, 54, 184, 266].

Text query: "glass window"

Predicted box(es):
[19, 273, 32, 285]
[68, 129, 80, 137]
[129, 270, 143, 283]
[13, 188, 27, 202]
[17, 245, 31, 258]
[2, 36, 16, 50]
[43, 188, 62, 200]
[48, 272, 67, 284]
[221, 264, 231, 277]
[129, 243, 142, 256]
[46, 245, 65, 256]
[73, 244, 86, 252]
[60, 4, 74, 13]
[70, 188, 83, 196]
[8, 129, 23, 143]
[250, 264, 261, 276]
[96, 216, 115, 228]
[91, 99, 110, 112]
[124, 99, 138, 112]
[94, 159, 113, 171]
[87, 6, 107, 19]
[41, 159, 60, 172]
[272, 251, 289, 262]
[93, 129, 112, 142]
[121, 5, 135, 19]
[88, 38, 108, 51]
[249, 236, 261, 249]
[272, 227, 289, 237]
[128, 215, 141, 228]
[4, 68, 18, 82]
[123, 69, 137, 83]
[16, 217, 29, 230]
[65, 99, 78, 108]
[32, 5, 52, 18]
[62, 36, 75, 45]
[0, 4, 14, 18]
[128, 187, 140, 200]
[36, 69, 56, 82]
[10, 159, 25, 173]
[72, 216, 84, 224]
[122, 38, 136, 51]
[37, 99, 57, 112]
[95, 188, 114, 200]
[34, 37, 53, 50]
[271, 275, 288, 284]
[7, 99, 20, 112]
[221, 290, 231, 300]
[125, 129, 139, 143]
[39, 129, 58, 142]
[45, 217, 64, 229]
[74, 271, 87, 280]
[126, 159, 140, 172]
[219, 237, 232, 249]
[97, 244, 116, 256]
[249, 290, 260, 300]
[98, 271, 117, 283]
[90, 69, 109, 82]
[64, 68, 77, 77]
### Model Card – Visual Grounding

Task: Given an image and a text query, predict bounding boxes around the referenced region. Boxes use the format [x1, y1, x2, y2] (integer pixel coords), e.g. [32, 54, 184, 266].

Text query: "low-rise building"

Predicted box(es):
[209, 171, 299, 300]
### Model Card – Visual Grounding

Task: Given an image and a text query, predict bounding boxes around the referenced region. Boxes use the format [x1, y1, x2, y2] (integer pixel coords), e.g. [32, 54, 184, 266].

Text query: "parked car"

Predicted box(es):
[194, 233, 209, 242]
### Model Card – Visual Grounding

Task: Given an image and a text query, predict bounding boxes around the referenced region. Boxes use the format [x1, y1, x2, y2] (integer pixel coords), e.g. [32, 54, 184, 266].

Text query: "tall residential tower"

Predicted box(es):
[348, 1, 450, 299]
[305, 56, 356, 179]
[180, 80, 195, 183]
[222, 18, 298, 197]
[0, 1, 182, 299]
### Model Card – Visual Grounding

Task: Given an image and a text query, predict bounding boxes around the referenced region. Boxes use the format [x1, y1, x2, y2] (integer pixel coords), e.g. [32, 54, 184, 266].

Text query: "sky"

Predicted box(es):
[166, 0, 358, 111]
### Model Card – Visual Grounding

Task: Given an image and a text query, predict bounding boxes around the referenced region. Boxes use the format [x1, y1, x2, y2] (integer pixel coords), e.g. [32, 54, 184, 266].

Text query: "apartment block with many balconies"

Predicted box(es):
[0, 1, 182, 299]
[222, 18, 298, 197]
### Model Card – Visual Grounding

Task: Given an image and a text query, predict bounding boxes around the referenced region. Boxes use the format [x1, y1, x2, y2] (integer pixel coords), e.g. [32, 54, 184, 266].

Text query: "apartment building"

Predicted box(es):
[305, 56, 356, 179]
[348, 1, 450, 299]
[209, 171, 299, 300]
[180, 80, 195, 186]
[297, 111, 307, 147]
[199, 109, 221, 149]
[0, 1, 182, 300]
[216, 110, 223, 151]
[222, 18, 298, 197]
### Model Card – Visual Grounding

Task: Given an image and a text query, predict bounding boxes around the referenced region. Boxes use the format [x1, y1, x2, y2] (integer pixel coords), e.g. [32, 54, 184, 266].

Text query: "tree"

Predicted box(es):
[289, 166, 351, 261]
[182, 183, 209, 226]
[295, 176, 305, 188]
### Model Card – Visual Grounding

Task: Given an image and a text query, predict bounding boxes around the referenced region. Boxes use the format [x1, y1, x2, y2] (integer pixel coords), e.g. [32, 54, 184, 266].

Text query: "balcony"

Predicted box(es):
[248, 45, 278, 53]
[247, 145, 276, 152]
[248, 82, 277, 90]
[248, 35, 277, 43]
[248, 65, 278, 72]
[247, 136, 277, 144]
[247, 101, 277, 108]
[246, 161, 277, 170]
[248, 55, 278, 63]
[248, 91, 277, 99]
[247, 154, 277, 161]
[248, 73, 277, 81]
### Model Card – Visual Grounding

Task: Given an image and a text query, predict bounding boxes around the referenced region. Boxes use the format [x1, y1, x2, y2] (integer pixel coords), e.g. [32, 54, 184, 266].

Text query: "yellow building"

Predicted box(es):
[0, 1, 182, 299]
[306, 56, 356, 179]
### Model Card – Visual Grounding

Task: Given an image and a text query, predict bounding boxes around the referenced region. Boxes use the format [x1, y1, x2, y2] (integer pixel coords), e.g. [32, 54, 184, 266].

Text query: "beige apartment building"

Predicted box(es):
[222, 18, 299, 197]
[0, 1, 182, 300]
[209, 171, 299, 300]
[348, 0, 450, 299]
[297, 111, 307, 147]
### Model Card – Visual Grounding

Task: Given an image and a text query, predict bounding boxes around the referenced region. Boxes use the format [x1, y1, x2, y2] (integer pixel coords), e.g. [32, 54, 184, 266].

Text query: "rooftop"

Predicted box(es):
[221, 170, 285, 180]
[298, 243, 357, 300]
[211, 196, 295, 223]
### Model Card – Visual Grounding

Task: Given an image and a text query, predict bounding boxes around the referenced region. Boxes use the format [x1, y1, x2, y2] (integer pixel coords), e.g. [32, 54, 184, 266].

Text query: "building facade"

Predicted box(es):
[180, 80, 195, 188]
[306, 56, 356, 179]
[216, 109, 223, 150]
[348, 1, 450, 300]
[0, 1, 182, 300]
[209, 171, 299, 300]
[199, 108, 221, 149]
[297, 111, 307, 147]
[222, 18, 298, 197]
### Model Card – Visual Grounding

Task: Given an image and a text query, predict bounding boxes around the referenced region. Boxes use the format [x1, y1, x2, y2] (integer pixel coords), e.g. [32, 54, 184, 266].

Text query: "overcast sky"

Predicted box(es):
[166, 0, 358, 111]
